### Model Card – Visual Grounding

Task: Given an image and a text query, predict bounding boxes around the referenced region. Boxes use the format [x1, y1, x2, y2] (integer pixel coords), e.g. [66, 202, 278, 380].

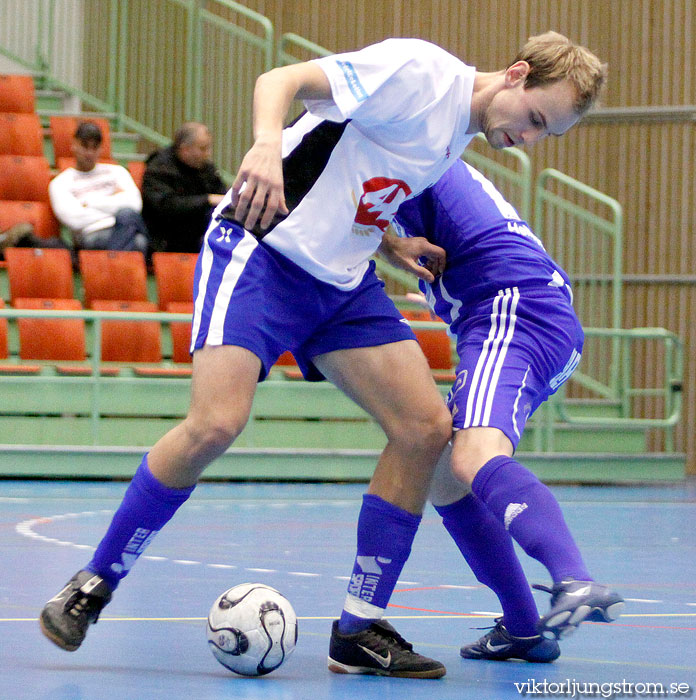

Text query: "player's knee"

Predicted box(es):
[450, 445, 502, 485]
[393, 403, 451, 453]
[449, 427, 513, 485]
[450, 453, 484, 485]
[184, 412, 247, 458]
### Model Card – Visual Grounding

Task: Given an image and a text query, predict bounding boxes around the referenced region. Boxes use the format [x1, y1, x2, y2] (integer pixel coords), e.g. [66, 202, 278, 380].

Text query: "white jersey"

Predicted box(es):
[49, 163, 142, 237]
[216, 38, 476, 290]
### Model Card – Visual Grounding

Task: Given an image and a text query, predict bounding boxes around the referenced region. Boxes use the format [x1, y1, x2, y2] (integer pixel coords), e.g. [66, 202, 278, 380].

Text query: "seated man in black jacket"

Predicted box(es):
[142, 122, 227, 253]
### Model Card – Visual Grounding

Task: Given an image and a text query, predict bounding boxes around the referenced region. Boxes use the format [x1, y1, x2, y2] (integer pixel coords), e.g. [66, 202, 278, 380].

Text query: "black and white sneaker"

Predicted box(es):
[39, 570, 113, 651]
[328, 619, 446, 678]
[534, 579, 625, 640]
[460, 618, 560, 662]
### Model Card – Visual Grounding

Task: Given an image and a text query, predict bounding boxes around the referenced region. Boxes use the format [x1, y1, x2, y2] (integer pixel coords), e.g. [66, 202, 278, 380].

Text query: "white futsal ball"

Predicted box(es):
[206, 583, 297, 676]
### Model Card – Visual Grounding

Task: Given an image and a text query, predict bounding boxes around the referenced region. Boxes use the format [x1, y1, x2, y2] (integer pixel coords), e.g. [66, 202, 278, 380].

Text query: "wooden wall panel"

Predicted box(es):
[82, 0, 694, 472]
[242, 0, 695, 471]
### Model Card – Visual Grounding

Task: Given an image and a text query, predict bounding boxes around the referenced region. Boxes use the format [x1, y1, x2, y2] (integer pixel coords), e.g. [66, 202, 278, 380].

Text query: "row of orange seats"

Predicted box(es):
[0, 113, 144, 184]
[0, 296, 192, 375]
[0, 74, 145, 240]
[1, 249, 455, 379]
[1, 248, 198, 373]
[4, 248, 197, 309]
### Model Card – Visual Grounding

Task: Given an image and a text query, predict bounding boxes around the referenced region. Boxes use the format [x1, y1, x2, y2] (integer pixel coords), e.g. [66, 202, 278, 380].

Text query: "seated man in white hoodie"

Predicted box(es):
[49, 121, 148, 254]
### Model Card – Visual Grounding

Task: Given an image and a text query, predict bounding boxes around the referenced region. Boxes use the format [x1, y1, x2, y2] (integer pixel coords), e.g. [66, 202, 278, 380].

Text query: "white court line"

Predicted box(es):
[12, 507, 420, 585]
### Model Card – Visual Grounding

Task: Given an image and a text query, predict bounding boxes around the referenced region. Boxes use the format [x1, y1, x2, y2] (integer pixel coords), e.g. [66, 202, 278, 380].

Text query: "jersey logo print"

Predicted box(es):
[215, 225, 233, 244]
[352, 177, 412, 236]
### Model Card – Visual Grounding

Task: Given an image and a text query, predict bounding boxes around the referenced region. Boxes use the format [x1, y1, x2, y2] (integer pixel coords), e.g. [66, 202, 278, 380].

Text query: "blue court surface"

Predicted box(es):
[2, 479, 695, 700]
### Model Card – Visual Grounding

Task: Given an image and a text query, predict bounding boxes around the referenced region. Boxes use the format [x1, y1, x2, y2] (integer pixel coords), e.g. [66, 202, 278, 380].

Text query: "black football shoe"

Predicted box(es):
[328, 619, 446, 678]
[39, 569, 113, 651]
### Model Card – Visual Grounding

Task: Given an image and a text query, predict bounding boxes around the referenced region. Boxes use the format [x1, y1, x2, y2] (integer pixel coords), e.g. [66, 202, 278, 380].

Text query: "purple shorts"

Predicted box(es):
[190, 218, 415, 380]
[447, 286, 584, 449]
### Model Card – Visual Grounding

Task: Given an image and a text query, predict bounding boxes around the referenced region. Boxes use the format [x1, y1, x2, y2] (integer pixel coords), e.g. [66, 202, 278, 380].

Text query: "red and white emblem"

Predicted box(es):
[353, 177, 412, 235]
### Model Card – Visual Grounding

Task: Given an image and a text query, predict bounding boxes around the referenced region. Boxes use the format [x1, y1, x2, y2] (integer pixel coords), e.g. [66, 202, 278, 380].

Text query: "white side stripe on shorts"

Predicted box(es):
[464, 287, 520, 429]
[511, 364, 531, 441]
[190, 234, 215, 347]
[206, 234, 258, 345]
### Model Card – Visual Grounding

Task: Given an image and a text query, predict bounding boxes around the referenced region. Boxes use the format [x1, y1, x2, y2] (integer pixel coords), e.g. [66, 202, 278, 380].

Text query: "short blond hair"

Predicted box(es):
[512, 31, 607, 114]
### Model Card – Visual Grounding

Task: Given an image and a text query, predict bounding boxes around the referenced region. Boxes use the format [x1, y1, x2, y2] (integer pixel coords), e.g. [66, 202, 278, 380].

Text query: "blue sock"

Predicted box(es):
[435, 494, 539, 637]
[338, 494, 421, 634]
[87, 455, 195, 590]
[471, 456, 592, 583]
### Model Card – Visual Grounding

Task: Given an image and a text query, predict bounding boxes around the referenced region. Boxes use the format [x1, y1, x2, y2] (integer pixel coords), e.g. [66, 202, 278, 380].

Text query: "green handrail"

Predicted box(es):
[535, 168, 624, 405]
[278, 32, 333, 65]
[0, 308, 682, 451]
[0, 0, 275, 174]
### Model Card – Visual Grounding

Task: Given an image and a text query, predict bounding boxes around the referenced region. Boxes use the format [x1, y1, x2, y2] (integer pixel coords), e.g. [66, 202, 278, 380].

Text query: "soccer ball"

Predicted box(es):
[206, 583, 298, 676]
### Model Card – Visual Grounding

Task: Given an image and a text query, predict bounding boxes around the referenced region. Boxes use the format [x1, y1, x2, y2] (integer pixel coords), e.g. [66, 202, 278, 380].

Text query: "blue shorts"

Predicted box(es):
[190, 219, 416, 380]
[447, 286, 584, 449]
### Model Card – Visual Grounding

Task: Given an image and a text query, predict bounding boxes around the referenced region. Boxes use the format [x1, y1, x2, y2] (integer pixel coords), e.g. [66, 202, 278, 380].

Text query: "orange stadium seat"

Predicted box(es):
[167, 301, 193, 364]
[50, 116, 112, 161]
[0, 113, 45, 156]
[127, 160, 146, 191]
[15, 298, 86, 361]
[0, 201, 61, 239]
[78, 249, 148, 307]
[0, 155, 53, 203]
[92, 300, 161, 363]
[275, 351, 297, 366]
[0, 298, 41, 375]
[4, 247, 74, 304]
[152, 252, 198, 310]
[400, 308, 454, 373]
[0, 299, 7, 358]
[0, 75, 36, 113]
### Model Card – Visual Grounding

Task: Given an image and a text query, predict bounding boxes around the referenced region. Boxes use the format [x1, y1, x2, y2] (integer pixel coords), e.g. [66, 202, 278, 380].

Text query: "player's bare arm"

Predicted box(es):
[232, 62, 333, 231]
[378, 230, 446, 283]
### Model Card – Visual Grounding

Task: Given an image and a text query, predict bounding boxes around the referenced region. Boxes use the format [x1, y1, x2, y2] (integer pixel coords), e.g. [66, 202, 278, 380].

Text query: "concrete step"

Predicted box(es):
[518, 424, 647, 454]
[0, 444, 685, 483]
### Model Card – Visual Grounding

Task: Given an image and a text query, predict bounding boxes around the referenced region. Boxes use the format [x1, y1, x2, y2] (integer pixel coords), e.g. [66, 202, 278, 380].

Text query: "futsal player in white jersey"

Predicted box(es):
[41, 32, 606, 677]
[383, 158, 623, 663]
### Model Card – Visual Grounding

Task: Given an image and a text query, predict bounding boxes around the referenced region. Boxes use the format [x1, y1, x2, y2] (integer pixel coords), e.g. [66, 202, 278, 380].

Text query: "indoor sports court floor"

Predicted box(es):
[2, 478, 695, 700]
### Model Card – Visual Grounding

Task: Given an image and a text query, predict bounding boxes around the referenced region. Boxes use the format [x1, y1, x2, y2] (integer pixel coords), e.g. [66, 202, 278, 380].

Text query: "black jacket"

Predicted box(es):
[142, 146, 226, 253]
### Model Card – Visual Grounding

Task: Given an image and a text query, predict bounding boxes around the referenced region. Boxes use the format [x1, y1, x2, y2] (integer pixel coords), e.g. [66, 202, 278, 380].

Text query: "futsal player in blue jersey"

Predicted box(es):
[381, 158, 624, 662]
[40, 33, 607, 677]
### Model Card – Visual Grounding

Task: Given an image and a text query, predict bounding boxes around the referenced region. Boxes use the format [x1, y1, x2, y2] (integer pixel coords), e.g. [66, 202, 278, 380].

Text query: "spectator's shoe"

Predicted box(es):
[534, 579, 625, 640]
[460, 618, 560, 662]
[328, 619, 446, 678]
[0, 222, 34, 251]
[39, 570, 113, 651]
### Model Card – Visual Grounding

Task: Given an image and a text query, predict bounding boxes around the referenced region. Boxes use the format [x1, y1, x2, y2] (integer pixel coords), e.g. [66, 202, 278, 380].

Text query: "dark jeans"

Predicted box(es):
[81, 208, 148, 254]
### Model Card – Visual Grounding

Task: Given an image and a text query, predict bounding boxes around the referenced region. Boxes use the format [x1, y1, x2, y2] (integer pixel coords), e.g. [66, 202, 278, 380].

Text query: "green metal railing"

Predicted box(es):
[0, 308, 683, 452]
[277, 32, 333, 65]
[0, 307, 192, 444]
[538, 326, 683, 453]
[0, 0, 274, 177]
[534, 168, 624, 402]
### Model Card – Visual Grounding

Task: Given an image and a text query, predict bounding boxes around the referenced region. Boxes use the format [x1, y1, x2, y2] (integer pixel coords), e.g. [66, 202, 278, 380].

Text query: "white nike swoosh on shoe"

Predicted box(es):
[358, 645, 392, 668]
[564, 586, 592, 597]
[46, 585, 71, 603]
[486, 641, 513, 652]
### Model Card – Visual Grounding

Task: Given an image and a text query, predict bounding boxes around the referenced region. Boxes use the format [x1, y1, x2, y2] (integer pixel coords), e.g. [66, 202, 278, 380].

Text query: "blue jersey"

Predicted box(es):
[393, 159, 572, 335]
